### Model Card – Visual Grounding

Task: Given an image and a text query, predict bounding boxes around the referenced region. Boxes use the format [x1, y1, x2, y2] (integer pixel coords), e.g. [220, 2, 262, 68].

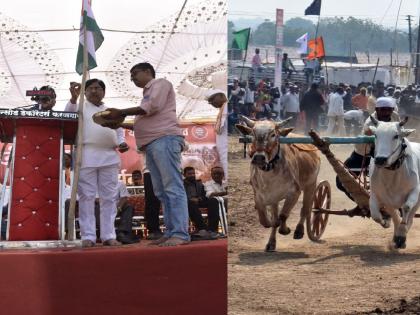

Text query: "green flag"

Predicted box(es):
[232, 28, 250, 51]
[75, 0, 104, 75]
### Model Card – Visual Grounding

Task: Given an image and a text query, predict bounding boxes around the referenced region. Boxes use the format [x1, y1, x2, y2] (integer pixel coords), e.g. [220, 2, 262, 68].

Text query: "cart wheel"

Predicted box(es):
[307, 180, 331, 242]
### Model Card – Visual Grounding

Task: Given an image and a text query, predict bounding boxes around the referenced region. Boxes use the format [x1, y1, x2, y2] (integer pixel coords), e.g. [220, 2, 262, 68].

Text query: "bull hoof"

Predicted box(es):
[382, 218, 391, 229]
[265, 242, 276, 252]
[293, 224, 305, 239]
[393, 235, 407, 249]
[278, 226, 291, 235]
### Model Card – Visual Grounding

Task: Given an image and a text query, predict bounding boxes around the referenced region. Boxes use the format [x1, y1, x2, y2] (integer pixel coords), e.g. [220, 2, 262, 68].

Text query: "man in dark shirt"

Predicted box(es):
[183, 167, 208, 233]
[183, 166, 218, 239]
[300, 83, 325, 134]
[26, 86, 57, 111]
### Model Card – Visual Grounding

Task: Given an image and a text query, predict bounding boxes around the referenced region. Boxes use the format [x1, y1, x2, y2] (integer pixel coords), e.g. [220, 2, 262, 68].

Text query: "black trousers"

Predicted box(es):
[305, 111, 320, 133]
[144, 172, 161, 233]
[336, 151, 371, 201]
[207, 198, 228, 232]
[117, 204, 134, 234]
[188, 200, 208, 231]
[65, 200, 133, 236]
[188, 197, 227, 232]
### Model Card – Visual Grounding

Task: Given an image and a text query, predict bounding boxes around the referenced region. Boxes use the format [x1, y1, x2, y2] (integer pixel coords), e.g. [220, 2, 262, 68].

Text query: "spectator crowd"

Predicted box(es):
[228, 73, 420, 136]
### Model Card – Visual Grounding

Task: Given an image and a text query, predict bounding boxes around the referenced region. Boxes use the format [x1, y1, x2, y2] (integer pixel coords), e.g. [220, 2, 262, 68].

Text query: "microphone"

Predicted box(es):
[14, 104, 39, 110]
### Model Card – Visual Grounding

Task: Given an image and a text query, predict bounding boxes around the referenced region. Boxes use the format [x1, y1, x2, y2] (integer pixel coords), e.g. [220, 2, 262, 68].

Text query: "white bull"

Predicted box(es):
[368, 116, 419, 249]
[236, 116, 320, 251]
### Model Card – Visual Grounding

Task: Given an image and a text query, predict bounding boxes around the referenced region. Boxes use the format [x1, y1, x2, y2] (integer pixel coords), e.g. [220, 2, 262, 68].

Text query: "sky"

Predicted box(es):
[229, 0, 420, 29]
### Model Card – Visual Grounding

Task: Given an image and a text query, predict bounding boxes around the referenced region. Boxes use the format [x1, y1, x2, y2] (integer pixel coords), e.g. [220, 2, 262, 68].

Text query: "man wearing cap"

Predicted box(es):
[26, 85, 57, 111]
[206, 89, 228, 178]
[336, 97, 399, 202]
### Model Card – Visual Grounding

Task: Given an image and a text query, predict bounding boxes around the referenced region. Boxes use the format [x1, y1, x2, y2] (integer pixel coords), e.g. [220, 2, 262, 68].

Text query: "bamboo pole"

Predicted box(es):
[239, 28, 251, 82]
[308, 130, 370, 209]
[67, 10, 89, 241]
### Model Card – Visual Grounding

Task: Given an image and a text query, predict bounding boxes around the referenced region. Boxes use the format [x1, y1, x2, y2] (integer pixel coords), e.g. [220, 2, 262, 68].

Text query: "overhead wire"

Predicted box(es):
[365, 0, 395, 53]
[392, 0, 403, 65]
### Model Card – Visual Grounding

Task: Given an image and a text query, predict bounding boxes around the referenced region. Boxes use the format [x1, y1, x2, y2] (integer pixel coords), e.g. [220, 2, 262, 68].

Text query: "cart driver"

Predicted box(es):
[336, 97, 400, 207]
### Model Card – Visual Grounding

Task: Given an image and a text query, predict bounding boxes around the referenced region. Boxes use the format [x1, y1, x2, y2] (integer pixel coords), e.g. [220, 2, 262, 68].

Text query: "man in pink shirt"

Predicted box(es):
[104, 63, 190, 247]
[252, 48, 262, 73]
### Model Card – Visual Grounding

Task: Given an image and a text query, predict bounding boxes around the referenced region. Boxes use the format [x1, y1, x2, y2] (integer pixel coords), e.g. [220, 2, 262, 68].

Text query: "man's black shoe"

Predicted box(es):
[117, 233, 140, 244]
[147, 231, 164, 240]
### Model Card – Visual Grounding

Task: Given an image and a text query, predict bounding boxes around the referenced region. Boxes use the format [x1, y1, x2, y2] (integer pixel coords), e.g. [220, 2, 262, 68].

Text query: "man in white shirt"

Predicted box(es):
[326, 87, 345, 135]
[206, 90, 228, 178]
[65, 79, 129, 247]
[204, 166, 227, 234]
[343, 109, 368, 136]
[282, 85, 300, 127]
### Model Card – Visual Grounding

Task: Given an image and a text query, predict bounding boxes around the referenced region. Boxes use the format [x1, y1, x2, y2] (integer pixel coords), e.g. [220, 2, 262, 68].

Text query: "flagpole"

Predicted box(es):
[239, 28, 251, 82]
[314, 14, 321, 59]
[68, 7, 88, 241]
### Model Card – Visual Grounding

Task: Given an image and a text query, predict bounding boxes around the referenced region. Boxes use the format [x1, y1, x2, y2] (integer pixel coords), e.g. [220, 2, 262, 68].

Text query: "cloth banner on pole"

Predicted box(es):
[296, 33, 308, 54]
[307, 36, 325, 59]
[305, 0, 321, 16]
[231, 28, 250, 51]
[75, 0, 104, 75]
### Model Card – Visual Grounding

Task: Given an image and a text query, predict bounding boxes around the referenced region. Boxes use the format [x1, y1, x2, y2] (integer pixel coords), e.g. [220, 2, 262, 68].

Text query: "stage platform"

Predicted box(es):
[0, 239, 227, 315]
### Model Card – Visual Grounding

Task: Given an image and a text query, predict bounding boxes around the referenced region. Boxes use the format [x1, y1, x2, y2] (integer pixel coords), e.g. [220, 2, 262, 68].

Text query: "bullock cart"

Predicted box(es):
[278, 130, 420, 242]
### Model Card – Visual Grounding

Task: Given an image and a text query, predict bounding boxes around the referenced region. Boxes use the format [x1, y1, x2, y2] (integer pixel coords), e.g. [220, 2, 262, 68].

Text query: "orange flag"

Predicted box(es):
[307, 37, 325, 59]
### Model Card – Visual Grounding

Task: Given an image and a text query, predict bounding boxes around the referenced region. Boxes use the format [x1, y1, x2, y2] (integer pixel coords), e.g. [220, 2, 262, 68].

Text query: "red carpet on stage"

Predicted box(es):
[0, 239, 227, 315]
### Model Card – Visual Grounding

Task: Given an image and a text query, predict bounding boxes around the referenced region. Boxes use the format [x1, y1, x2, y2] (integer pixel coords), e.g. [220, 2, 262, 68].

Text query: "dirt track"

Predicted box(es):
[228, 135, 420, 315]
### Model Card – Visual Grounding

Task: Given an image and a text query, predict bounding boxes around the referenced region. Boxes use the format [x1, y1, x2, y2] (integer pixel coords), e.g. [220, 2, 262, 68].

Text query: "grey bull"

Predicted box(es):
[368, 116, 420, 249]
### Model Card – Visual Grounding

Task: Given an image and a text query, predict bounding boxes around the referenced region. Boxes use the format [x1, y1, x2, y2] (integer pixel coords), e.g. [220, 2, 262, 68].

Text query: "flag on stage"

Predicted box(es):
[296, 33, 308, 54]
[307, 37, 325, 59]
[75, 0, 104, 75]
[305, 0, 321, 16]
[231, 28, 251, 51]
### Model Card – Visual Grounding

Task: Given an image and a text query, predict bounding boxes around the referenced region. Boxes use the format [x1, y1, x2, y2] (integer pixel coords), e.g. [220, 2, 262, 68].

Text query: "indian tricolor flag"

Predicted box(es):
[75, 0, 104, 75]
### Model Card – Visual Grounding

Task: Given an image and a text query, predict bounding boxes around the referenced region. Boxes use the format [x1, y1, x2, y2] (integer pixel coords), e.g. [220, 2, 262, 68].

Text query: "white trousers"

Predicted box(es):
[216, 133, 228, 179]
[326, 115, 345, 136]
[78, 164, 119, 242]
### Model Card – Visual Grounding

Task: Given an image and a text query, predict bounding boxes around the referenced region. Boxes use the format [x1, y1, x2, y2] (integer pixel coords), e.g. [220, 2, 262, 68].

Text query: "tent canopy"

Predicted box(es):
[0, 0, 226, 121]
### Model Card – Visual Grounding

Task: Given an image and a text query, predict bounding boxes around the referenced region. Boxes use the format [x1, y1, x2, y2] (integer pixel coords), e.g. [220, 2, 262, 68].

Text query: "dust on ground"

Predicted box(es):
[228, 134, 420, 315]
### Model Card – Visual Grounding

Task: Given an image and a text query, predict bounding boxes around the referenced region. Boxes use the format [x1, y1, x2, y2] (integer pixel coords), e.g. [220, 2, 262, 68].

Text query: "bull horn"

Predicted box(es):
[275, 117, 292, 128]
[370, 115, 379, 127]
[399, 116, 409, 127]
[239, 115, 255, 128]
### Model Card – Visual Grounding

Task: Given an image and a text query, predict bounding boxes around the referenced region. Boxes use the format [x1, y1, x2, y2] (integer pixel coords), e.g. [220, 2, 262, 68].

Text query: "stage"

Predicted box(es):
[0, 239, 227, 315]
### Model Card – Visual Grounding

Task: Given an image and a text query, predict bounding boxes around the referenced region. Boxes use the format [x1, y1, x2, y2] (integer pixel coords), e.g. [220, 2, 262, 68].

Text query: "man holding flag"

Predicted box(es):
[67, 0, 129, 247]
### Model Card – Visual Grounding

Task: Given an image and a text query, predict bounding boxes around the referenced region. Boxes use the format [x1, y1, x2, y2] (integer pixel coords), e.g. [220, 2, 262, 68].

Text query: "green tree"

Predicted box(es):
[250, 19, 276, 46]
[228, 20, 235, 49]
[229, 16, 412, 55]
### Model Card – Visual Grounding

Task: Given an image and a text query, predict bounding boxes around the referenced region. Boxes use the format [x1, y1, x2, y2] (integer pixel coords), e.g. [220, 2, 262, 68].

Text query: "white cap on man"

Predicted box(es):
[205, 89, 226, 100]
[376, 97, 396, 108]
